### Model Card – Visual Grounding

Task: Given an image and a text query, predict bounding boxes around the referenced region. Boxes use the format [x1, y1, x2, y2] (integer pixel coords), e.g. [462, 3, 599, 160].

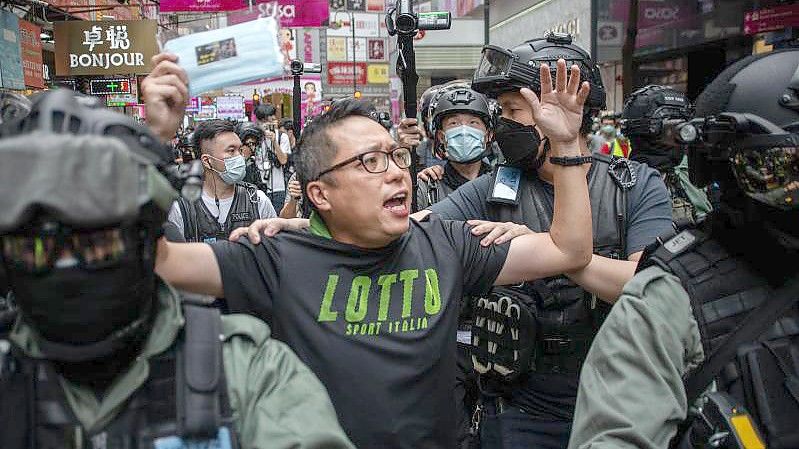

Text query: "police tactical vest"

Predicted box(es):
[178, 183, 261, 243]
[0, 304, 239, 449]
[640, 230, 799, 448]
[484, 153, 631, 375]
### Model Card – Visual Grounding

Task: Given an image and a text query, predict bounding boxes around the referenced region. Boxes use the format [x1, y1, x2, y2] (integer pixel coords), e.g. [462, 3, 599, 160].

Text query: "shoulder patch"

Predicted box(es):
[663, 230, 697, 255]
[221, 314, 272, 346]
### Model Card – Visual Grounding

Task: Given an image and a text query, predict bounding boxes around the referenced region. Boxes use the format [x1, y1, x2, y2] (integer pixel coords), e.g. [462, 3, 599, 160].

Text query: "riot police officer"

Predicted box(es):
[0, 88, 353, 449]
[167, 119, 277, 243]
[621, 85, 713, 227]
[417, 87, 495, 209]
[236, 121, 266, 187]
[569, 47, 799, 449]
[414, 33, 673, 448]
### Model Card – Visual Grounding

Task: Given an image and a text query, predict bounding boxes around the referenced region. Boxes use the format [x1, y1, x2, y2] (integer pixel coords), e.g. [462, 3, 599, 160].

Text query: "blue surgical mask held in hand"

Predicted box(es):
[444, 125, 486, 163]
[209, 155, 246, 185]
[164, 18, 284, 96]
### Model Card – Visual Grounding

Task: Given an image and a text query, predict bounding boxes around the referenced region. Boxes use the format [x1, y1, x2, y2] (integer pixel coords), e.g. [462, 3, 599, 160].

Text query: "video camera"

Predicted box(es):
[385, 0, 451, 36]
[290, 60, 322, 76]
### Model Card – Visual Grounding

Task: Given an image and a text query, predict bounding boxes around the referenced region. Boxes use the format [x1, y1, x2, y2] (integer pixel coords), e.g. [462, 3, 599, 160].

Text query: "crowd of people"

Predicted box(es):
[0, 32, 797, 449]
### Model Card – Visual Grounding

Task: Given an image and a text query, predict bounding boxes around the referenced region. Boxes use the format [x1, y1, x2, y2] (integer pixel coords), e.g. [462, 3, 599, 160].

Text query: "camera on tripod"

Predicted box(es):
[290, 60, 322, 76]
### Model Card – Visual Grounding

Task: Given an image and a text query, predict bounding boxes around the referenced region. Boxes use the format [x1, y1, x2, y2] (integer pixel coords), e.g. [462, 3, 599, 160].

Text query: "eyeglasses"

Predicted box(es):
[1, 223, 133, 275]
[316, 147, 413, 180]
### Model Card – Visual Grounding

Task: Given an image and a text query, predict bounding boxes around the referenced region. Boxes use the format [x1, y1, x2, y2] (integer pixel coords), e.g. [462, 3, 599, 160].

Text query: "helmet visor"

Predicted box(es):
[731, 143, 799, 210]
[474, 46, 514, 82]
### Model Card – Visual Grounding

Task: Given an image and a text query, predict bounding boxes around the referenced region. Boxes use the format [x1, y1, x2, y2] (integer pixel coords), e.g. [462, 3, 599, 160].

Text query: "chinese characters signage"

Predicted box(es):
[160, 0, 241, 12]
[327, 61, 367, 85]
[367, 63, 388, 84]
[0, 10, 25, 89]
[54, 20, 158, 76]
[744, 4, 799, 35]
[18, 20, 44, 89]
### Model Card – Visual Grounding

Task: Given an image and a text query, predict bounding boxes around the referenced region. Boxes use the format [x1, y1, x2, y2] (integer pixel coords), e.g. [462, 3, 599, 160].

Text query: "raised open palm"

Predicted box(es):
[520, 59, 591, 145]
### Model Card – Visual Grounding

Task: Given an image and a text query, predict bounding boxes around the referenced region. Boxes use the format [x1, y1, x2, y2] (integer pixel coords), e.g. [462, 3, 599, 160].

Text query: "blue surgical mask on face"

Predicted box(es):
[444, 125, 486, 163]
[209, 155, 246, 185]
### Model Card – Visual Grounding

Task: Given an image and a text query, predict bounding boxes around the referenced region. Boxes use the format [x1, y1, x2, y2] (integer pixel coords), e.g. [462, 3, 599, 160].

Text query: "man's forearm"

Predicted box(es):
[566, 255, 637, 303]
[155, 239, 224, 297]
[550, 141, 592, 269]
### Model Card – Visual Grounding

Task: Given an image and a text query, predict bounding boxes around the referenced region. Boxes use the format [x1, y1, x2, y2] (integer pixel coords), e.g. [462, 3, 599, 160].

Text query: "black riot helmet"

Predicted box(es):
[689, 49, 799, 245]
[621, 85, 692, 137]
[0, 89, 181, 366]
[430, 88, 493, 136]
[472, 32, 606, 133]
[236, 121, 265, 148]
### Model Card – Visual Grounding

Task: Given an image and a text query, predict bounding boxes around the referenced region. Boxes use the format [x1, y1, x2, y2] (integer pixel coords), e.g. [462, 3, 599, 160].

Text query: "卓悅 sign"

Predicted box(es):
[227, 0, 330, 28]
[19, 20, 45, 89]
[327, 61, 367, 85]
[744, 4, 799, 35]
[89, 78, 131, 95]
[54, 20, 158, 76]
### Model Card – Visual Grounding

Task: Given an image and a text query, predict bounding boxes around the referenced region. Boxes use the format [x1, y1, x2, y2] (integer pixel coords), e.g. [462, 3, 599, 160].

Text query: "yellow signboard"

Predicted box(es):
[327, 37, 347, 62]
[367, 63, 388, 84]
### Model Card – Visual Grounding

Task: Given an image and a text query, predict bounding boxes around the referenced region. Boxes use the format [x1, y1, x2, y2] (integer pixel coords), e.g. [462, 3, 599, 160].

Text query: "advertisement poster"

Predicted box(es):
[216, 95, 245, 119]
[366, 0, 385, 12]
[328, 12, 379, 37]
[279, 28, 297, 63]
[0, 10, 25, 89]
[347, 0, 365, 11]
[367, 38, 385, 61]
[744, 4, 799, 35]
[327, 37, 347, 61]
[301, 77, 322, 122]
[327, 61, 367, 85]
[19, 19, 45, 89]
[227, 0, 330, 28]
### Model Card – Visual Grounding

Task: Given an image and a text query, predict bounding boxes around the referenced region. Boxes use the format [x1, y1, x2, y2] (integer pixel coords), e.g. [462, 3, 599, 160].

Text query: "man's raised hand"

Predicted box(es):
[520, 59, 590, 146]
[141, 53, 189, 142]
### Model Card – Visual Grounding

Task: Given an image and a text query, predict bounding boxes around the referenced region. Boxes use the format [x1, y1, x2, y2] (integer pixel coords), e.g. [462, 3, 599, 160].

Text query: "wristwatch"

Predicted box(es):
[549, 155, 594, 166]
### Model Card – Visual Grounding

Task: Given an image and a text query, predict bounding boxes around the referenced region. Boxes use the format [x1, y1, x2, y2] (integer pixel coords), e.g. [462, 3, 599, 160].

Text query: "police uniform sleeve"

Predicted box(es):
[221, 314, 355, 449]
[567, 266, 705, 449]
[625, 164, 673, 255]
[428, 173, 492, 220]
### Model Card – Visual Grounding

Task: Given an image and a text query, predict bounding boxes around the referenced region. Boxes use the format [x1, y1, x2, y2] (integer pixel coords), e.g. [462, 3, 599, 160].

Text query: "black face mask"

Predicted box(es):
[494, 117, 549, 172]
[6, 233, 157, 362]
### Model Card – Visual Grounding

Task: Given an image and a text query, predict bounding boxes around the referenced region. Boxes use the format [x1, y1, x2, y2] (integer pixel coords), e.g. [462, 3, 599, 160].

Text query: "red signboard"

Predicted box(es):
[226, 0, 331, 28]
[18, 20, 44, 89]
[327, 62, 368, 86]
[46, 0, 90, 20]
[744, 4, 799, 35]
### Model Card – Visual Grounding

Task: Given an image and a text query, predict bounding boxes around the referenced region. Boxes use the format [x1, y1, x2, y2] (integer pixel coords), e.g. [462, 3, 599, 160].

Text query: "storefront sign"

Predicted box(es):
[744, 4, 799, 35]
[367, 63, 388, 84]
[89, 78, 132, 95]
[107, 94, 138, 107]
[227, 0, 330, 28]
[327, 37, 348, 61]
[196, 105, 217, 120]
[0, 10, 25, 89]
[186, 96, 200, 112]
[347, 37, 367, 60]
[54, 20, 158, 76]
[328, 12, 380, 37]
[327, 61, 367, 85]
[597, 21, 623, 46]
[18, 20, 45, 89]
[216, 95, 245, 120]
[366, 0, 384, 12]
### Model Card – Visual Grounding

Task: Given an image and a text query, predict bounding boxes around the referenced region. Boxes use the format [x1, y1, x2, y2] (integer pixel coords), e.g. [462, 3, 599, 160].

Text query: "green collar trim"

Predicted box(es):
[309, 211, 332, 239]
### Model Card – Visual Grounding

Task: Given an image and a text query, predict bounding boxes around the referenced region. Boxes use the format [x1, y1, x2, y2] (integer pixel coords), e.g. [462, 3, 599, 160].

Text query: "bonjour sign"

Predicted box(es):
[54, 20, 158, 76]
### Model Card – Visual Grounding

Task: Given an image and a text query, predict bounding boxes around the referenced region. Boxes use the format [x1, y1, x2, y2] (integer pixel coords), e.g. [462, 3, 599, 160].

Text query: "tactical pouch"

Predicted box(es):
[471, 287, 537, 385]
[735, 338, 799, 448]
[177, 303, 224, 438]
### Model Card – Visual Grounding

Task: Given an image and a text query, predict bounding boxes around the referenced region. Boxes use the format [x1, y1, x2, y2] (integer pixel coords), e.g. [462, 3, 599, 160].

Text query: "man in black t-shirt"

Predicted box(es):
[153, 58, 595, 449]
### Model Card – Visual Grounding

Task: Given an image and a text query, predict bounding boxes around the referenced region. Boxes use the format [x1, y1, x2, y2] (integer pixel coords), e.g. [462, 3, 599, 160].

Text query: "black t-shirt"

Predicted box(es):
[211, 214, 509, 449]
